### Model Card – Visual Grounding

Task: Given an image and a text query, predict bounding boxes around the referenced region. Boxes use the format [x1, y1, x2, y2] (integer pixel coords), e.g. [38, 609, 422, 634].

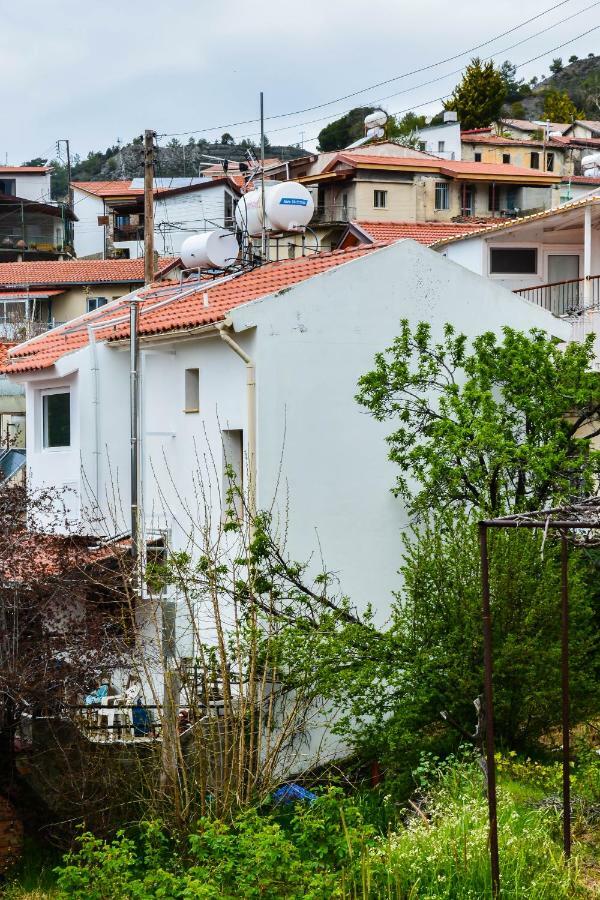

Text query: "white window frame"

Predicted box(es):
[86, 296, 109, 313]
[373, 189, 387, 209]
[434, 182, 450, 211]
[41, 387, 72, 451]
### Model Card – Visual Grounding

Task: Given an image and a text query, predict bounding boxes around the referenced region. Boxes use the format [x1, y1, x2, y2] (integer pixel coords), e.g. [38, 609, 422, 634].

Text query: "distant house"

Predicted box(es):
[282, 148, 561, 252]
[415, 114, 462, 160]
[0, 257, 181, 338]
[0, 341, 24, 452]
[337, 219, 489, 250]
[71, 177, 241, 260]
[565, 120, 600, 140]
[0, 166, 75, 262]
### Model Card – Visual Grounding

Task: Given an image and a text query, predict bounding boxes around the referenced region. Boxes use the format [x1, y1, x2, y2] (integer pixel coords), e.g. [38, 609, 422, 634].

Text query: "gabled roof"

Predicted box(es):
[0, 257, 179, 288]
[311, 152, 561, 184]
[346, 220, 490, 246]
[461, 134, 565, 149]
[431, 192, 600, 247]
[0, 166, 52, 174]
[3, 244, 389, 374]
[500, 119, 570, 134]
[72, 177, 240, 201]
[573, 120, 600, 134]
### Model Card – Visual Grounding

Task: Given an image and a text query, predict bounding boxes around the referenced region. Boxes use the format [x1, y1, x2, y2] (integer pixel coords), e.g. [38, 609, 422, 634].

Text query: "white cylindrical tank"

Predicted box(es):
[235, 182, 314, 235]
[264, 181, 314, 232]
[582, 152, 600, 176]
[364, 110, 387, 129]
[180, 230, 239, 269]
[235, 189, 264, 237]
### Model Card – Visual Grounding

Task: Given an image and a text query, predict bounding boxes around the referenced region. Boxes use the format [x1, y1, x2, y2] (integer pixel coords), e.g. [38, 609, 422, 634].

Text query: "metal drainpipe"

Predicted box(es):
[87, 326, 100, 506]
[216, 322, 257, 524]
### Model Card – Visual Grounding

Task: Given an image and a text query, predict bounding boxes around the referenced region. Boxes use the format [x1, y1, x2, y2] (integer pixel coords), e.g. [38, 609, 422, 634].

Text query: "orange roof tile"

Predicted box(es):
[0, 166, 52, 174]
[352, 220, 490, 245]
[0, 257, 179, 288]
[72, 180, 143, 198]
[0, 342, 15, 368]
[326, 153, 561, 181]
[4, 244, 388, 374]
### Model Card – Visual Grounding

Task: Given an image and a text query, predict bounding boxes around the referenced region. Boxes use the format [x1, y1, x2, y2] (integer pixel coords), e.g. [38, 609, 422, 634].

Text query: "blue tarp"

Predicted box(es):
[273, 784, 317, 804]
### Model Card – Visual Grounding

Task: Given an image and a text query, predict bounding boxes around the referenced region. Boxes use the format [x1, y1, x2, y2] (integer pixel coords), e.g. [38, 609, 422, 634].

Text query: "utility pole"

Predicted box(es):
[144, 129, 156, 285]
[260, 93, 267, 263]
[57, 139, 72, 210]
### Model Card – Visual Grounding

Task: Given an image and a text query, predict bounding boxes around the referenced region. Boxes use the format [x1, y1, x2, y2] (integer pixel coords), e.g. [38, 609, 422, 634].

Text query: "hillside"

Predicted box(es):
[510, 53, 600, 120]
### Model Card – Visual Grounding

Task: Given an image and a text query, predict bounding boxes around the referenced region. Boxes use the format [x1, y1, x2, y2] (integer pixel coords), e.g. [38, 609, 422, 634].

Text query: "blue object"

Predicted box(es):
[273, 783, 317, 804]
[132, 702, 152, 737]
[84, 684, 108, 705]
[279, 197, 308, 206]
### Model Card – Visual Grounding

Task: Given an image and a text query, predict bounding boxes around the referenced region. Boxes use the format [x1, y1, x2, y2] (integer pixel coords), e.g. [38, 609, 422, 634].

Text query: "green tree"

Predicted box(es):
[569, 55, 579, 64]
[386, 111, 427, 148]
[221, 132, 235, 145]
[500, 60, 524, 101]
[317, 106, 376, 151]
[355, 322, 600, 517]
[543, 88, 584, 122]
[445, 58, 507, 129]
[549, 57, 563, 76]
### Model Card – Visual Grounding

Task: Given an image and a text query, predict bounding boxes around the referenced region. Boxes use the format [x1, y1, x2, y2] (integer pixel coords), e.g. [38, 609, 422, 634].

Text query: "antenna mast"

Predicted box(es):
[260, 92, 267, 262]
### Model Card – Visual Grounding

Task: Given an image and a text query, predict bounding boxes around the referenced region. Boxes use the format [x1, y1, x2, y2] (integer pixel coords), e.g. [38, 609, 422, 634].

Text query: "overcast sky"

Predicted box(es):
[2, 0, 598, 164]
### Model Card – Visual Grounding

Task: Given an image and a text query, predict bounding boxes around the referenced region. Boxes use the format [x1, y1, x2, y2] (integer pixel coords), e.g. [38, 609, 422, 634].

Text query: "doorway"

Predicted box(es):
[548, 254, 580, 314]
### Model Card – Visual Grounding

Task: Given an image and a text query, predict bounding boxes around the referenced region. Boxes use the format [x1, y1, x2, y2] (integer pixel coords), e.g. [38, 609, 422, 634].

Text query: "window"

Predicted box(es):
[418, 141, 426, 152]
[287, 242, 296, 259]
[373, 190, 387, 209]
[222, 429, 243, 520]
[489, 247, 537, 275]
[0, 179, 16, 196]
[86, 296, 108, 313]
[43, 391, 71, 448]
[530, 151, 540, 169]
[546, 152, 555, 172]
[115, 214, 130, 229]
[434, 182, 449, 210]
[474, 152, 482, 162]
[224, 191, 236, 226]
[438, 140, 445, 153]
[184, 368, 199, 412]
[502, 153, 511, 164]
[488, 185, 500, 212]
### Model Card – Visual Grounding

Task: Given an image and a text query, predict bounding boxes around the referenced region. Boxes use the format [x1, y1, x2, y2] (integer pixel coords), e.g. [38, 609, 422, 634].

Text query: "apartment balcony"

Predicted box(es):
[113, 224, 144, 243]
[514, 275, 600, 316]
[311, 205, 357, 225]
[0, 318, 60, 341]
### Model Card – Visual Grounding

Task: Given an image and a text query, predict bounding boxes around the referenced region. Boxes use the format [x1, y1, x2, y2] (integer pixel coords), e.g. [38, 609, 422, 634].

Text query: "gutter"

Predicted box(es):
[215, 320, 257, 525]
[87, 326, 101, 505]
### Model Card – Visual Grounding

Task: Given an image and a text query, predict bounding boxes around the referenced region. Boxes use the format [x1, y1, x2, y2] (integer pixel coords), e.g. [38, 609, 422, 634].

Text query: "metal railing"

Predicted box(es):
[113, 224, 144, 242]
[311, 205, 356, 224]
[514, 275, 600, 316]
[0, 318, 57, 340]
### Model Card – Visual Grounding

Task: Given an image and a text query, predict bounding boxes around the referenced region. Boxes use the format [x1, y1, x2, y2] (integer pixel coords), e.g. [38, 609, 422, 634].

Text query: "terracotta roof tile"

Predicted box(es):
[72, 180, 144, 197]
[328, 153, 561, 180]
[0, 166, 52, 174]
[352, 220, 489, 245]
[0, 257, 179, 288]
[4, 244, 388, 374]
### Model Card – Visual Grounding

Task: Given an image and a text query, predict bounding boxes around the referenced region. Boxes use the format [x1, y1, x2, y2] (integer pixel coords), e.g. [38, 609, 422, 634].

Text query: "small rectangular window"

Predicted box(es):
[43, 391, 71, 448]
[373, 190, 387, 209]
[502, 153, 511, 164]
[86, 296, 108, 313]
[488, 185, 500, 212]
[0, 179, 16, 196]
[438, 140, 445, 153]
[222, 429, 243, 520]
[530, 151, 540, 169]
[489, 247, 537, 275]
[474, 152, 482, 162]
[434, 182, 449, 210]
[546, 152, 555, 172]
[184, 368, 199, 412]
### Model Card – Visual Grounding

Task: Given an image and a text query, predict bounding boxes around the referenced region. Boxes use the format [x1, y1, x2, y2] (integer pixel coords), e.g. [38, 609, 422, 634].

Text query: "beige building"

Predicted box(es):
[274, 148, 560, 253]
[0, 257, 180, 337]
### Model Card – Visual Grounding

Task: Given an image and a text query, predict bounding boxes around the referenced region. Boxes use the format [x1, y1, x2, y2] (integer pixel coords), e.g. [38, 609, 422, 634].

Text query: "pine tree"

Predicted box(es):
[543, 88, 584, 123]
[445, 58, 507, 129]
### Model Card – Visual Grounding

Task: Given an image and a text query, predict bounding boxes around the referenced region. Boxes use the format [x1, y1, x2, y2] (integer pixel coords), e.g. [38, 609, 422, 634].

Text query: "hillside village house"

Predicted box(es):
[3, 240, 569, 763]
[0, 257, 180, 338]
[0, 165, 75, 262]
[72, 177, 241, 260]
[268, 142, 561, 254]
[433, 193, 600, 322]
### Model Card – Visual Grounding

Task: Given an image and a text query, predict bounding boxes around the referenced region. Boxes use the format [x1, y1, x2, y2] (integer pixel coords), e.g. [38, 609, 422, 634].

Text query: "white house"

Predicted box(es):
[4, 240, 570, 764]
[71, 178, 240, 260]
[415, 114, 462, 160]
[0, 165, 53, 203]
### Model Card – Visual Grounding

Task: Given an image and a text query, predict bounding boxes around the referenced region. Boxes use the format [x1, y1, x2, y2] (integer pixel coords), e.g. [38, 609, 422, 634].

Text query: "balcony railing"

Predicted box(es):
[0, 319, 59, 340]
[113, 224, 144, 242]
[311, 205, 356, 225]
[514, 275, 600, 316]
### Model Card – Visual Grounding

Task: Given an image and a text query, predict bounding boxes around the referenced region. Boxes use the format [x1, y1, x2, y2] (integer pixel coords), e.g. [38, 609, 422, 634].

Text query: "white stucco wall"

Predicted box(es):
[11, 172, 53, 202]
[153, 185, 237, 257]
[415, 122, 462, 160]
[72, 189, 105, 258]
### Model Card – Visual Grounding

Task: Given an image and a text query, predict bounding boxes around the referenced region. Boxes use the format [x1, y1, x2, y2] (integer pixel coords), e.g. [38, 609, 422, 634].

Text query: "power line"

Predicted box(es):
[158, 0, 583, 138]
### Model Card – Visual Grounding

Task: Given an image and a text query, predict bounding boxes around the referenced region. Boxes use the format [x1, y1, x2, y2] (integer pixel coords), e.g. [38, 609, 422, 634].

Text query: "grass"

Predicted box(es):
[3, 749, 599, 898]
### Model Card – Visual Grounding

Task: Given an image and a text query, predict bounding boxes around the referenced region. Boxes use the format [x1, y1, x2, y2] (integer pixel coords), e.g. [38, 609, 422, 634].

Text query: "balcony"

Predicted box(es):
[311, 205, 357, 225]
[0, 319, 59, 341]
[113, 224, 144, 243]
[514, 275, 600, 316]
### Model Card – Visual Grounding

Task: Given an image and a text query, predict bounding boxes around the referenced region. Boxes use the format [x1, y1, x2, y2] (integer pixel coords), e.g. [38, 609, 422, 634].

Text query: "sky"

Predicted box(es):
[2, 0, 599, 165]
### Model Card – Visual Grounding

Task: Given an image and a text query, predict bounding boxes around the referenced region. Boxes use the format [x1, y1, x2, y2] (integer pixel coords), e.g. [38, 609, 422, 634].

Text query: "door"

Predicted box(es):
[460, 184, 474, 216]
[548, 255, 580, 314]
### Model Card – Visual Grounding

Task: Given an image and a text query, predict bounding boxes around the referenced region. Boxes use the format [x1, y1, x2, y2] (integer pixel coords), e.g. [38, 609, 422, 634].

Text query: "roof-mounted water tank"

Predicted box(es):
[180, 230, 240, 269]
[235, 181, 314, 237]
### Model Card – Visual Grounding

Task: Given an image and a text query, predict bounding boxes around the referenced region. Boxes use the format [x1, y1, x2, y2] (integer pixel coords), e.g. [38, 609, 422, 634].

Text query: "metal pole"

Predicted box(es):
[561, 536, 571, 858]
[144, 129, 156, 285]
[130, 298, 140, 574]
[479, 523, 500, 897]
[260, 92, 267, 263]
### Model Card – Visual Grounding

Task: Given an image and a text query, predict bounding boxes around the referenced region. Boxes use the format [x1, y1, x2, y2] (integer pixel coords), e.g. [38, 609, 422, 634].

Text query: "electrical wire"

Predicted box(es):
[157, 0, 585, 138]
